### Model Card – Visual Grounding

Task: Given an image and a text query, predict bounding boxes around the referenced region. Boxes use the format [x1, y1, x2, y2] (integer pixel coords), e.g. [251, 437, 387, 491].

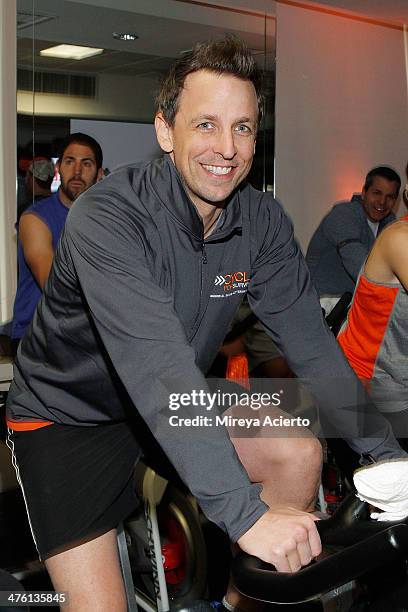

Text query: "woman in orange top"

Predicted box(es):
[338, 212, 408, 437]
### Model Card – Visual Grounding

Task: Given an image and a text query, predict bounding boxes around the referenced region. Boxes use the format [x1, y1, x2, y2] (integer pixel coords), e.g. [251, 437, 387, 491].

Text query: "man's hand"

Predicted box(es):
[237, 506, 321, 572]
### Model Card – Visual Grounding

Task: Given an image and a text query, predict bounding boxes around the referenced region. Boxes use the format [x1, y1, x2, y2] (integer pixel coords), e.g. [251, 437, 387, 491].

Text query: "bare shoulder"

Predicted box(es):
[20, 212, 50, 235]
[377, 219, 408, 250]
[19, 212, 52, 248]
[379, 220, 408, 285]
[388, 218, 408, 232]
[365, 220, 408, 283]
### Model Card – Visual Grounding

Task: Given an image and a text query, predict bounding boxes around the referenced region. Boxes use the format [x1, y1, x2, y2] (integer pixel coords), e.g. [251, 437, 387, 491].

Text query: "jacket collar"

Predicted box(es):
[146, 155, 242, 241]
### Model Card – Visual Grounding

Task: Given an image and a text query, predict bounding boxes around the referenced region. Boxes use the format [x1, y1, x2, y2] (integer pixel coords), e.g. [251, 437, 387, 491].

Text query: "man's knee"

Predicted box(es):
[304, 437, 323, 468]
[276, 436, 322, 475]
[294, 437, 323, 475]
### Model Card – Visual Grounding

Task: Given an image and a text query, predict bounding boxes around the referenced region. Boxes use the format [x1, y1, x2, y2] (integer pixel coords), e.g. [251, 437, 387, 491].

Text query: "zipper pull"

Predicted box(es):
[202, 243, 207, 264]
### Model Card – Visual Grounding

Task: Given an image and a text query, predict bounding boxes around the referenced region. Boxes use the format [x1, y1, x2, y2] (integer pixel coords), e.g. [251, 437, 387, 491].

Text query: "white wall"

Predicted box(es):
[0, 0, 17, 324]
[70, 119, 161, 171]
[275, 3, 408, 252]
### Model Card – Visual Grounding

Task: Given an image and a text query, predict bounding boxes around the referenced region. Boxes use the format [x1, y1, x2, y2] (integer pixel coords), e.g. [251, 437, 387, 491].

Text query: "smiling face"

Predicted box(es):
[155, 69, 258, 213]
[362, 176, 399, 222]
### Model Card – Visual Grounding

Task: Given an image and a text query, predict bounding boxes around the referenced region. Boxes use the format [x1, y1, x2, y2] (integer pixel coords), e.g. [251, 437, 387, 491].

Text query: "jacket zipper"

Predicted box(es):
[198, 242, 207, 319]
[188, 242, 207, 341]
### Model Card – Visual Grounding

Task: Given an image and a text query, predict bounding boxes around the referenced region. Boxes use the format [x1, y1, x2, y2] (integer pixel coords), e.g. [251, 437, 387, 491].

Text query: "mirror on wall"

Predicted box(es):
[16, 0, 276, 204]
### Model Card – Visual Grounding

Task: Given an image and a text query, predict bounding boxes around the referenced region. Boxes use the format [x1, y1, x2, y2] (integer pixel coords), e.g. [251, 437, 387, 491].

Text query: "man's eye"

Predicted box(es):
[197, 122, 213, 130]
[235, 124, 251, 133]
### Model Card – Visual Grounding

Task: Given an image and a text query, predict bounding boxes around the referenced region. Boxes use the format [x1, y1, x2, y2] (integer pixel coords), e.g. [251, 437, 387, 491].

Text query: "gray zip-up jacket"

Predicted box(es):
[306, 196, 395, 295]
[7, 156, 404, 541]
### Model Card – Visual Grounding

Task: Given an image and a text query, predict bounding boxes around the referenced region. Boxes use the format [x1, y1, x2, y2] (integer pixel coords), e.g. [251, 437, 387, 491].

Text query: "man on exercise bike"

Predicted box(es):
[6, 37, 408, 612]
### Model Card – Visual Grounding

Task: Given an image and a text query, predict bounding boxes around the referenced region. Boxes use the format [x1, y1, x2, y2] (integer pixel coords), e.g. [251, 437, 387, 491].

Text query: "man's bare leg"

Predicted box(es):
[224, 412, 322, 610]
[45, 529, 127, 612]
[232, 435, 322, 511]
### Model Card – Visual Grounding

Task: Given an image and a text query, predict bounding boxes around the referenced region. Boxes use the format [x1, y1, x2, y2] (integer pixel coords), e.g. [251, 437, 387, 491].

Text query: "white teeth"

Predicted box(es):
[202, 164, 233, 175]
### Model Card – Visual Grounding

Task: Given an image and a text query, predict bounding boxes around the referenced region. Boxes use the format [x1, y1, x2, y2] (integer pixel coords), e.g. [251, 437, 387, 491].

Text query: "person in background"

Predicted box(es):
[24, 157, 54, 202]
[338, 164, 408, 452]
[306, 167, 400, 298]
[18, 157, 55, 220]
[11, 133, 103, 351]
[403, 162, 408, 208]
[215, 299, 294, 380]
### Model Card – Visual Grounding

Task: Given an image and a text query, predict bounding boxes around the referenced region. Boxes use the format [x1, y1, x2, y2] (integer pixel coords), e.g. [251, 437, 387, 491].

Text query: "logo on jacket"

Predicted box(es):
[211, 271, 250, 298]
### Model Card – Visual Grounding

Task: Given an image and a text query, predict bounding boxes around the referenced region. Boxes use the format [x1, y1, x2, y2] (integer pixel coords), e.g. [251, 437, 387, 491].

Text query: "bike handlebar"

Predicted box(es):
[232, 494, 408, 604]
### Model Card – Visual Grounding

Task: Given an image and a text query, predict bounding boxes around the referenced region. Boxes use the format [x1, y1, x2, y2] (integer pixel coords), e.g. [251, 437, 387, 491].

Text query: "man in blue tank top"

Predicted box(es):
[11, 133, 103, 349]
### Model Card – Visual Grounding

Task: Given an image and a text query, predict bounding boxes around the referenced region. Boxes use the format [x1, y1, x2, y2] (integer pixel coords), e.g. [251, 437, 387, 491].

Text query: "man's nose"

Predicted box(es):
[214, 130, 237, 160]
[73, 161, 82, 176]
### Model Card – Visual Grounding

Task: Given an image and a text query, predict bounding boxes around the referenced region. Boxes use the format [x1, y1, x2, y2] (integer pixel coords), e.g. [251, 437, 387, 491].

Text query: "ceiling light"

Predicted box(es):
[112, 32, 138, 41]
[40, 45, 104, 60]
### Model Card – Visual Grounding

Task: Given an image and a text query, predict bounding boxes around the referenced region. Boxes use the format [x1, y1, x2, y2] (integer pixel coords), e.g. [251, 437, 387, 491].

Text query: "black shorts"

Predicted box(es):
[7, 421, 141, 560]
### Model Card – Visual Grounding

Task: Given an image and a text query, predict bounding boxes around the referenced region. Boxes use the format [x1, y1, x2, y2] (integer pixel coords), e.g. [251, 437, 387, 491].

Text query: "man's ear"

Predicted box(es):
[155, 113, 174, 153]
[96, 167, 104, 181]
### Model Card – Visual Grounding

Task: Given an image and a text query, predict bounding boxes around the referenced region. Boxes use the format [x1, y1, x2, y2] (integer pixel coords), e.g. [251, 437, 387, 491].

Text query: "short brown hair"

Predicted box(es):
[156, 36, 263, 127]
[58, 132, 103, 170]
[363, 166, 401, 193]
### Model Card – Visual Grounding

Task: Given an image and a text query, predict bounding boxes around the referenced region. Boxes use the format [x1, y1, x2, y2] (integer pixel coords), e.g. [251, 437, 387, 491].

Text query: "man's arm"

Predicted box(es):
[248, 198, 404, 461]
[19, 213, 54, 289]
[323, 205, 369, 281]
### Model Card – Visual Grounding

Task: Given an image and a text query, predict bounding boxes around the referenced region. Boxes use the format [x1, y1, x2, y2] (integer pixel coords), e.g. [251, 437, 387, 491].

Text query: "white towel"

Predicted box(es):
[353, 458, 408, 522]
